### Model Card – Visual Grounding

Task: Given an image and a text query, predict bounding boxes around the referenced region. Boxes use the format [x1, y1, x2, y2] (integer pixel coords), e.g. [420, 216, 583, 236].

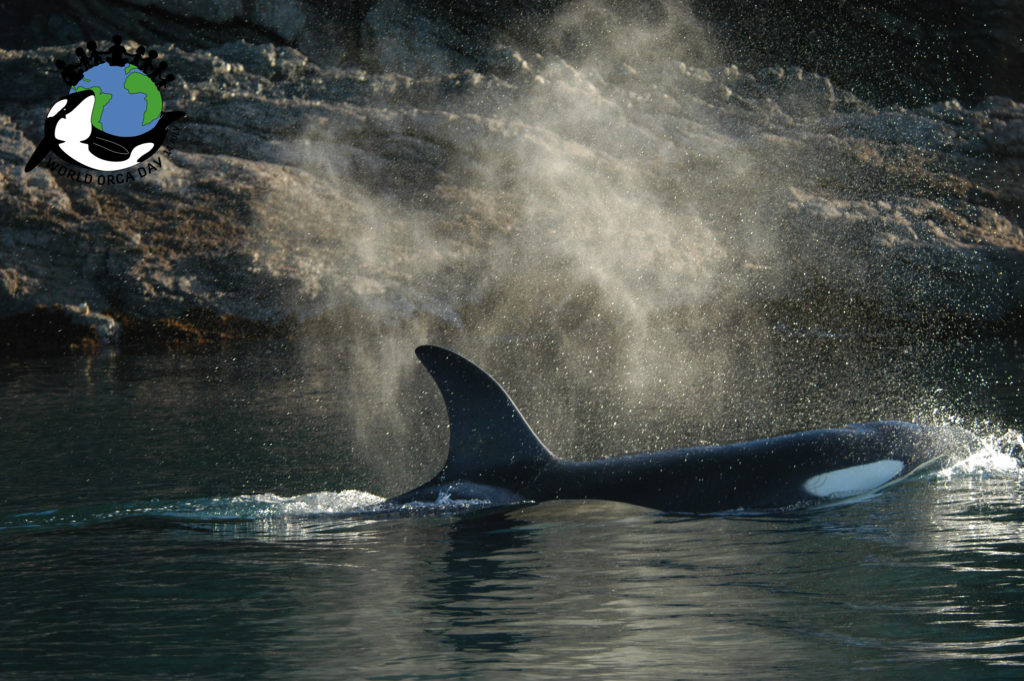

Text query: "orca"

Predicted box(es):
[25, 89, 184, 173]
[388, 346, 969, 514]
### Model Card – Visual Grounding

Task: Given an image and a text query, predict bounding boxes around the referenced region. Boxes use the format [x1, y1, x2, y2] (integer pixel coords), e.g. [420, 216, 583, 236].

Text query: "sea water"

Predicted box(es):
[1, 337, 1021, 680]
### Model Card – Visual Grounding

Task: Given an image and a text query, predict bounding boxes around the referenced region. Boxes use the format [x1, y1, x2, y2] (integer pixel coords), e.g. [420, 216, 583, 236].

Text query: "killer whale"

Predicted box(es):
[25, 89, 184, 172]
[388, 346, 968, 514]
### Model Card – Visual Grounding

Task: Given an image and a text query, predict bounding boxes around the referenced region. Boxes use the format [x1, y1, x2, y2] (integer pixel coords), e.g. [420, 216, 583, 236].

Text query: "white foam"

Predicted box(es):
[141, 490, 387, 522]
[393, 491, 498, 513]
[247, 490, 385, 515]
[937, 429, 1023, 480]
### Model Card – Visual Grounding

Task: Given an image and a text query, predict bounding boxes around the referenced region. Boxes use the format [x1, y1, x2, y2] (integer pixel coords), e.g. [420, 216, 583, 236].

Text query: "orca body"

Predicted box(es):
[388, 346, 968, 514]
[25, 90, 184, 172]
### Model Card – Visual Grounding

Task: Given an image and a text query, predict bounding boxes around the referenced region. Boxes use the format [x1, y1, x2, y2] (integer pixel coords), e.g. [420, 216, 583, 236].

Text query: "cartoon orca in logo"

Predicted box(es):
[25, 90, 184, 173]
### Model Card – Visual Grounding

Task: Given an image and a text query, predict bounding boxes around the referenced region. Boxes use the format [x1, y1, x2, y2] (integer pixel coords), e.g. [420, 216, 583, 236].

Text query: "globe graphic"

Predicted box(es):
[70, 63, 163, 138]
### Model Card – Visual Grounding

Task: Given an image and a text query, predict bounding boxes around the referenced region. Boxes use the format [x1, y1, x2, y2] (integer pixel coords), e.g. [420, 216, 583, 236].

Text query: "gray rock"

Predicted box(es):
[0, 2, 1021, 355]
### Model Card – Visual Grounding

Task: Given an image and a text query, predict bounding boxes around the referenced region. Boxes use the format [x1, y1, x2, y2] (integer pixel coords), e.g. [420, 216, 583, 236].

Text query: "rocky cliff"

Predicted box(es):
[1, 0, 1021, 355]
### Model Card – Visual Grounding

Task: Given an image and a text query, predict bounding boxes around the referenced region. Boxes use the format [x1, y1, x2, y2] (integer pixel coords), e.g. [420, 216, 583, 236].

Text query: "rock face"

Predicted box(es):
[691, 0, 1024, 107]
[0, 0, 1022, 356]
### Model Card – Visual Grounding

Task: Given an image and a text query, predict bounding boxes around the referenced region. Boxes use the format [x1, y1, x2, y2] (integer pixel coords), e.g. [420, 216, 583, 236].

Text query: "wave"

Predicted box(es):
[937, 427, 1023, 480]
[0, 488, 502, 535]
[4, 427, 1019, 535]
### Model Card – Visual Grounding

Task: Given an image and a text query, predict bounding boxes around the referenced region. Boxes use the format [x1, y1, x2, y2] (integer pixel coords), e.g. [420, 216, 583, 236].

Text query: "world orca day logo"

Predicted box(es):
[25, 35, 184, 183]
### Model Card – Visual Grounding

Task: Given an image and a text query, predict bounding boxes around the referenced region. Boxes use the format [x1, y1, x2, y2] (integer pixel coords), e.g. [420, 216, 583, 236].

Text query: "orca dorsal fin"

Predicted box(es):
[415, 345, 556, 488]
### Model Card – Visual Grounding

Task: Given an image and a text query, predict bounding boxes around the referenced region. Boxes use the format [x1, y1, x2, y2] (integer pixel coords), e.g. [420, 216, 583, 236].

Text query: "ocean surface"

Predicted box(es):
[1, 335, 1022, 680]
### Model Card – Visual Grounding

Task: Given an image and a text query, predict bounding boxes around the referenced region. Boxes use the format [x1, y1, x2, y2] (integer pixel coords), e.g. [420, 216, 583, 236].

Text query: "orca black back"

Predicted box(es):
[388, 346, 968, 513]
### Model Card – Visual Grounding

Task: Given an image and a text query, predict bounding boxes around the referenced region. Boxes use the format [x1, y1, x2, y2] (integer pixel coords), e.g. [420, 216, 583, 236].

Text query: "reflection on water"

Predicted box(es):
[2, 479, 1023, 679]
[6, 449, 1022, 678]
[1, 338, 1022, 679]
